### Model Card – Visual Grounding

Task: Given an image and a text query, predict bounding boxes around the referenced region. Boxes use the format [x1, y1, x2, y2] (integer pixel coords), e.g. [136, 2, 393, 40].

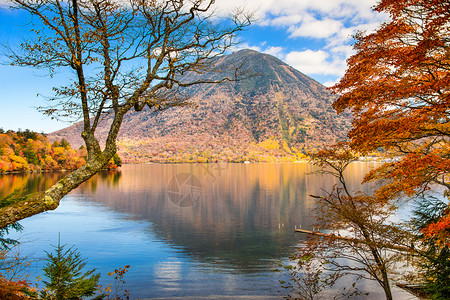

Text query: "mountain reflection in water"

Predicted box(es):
[77, 163, 363, 269]
[5, 162, 397, 299]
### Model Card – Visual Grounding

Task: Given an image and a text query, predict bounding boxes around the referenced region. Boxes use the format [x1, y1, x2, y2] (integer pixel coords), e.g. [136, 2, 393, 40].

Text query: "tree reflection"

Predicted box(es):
[3, 163, 374, 271]
[0, 172, 63, 198]
[72, 163, 358, 269]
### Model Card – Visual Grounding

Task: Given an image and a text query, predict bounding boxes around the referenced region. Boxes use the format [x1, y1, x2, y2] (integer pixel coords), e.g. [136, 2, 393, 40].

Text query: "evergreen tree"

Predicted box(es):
[0, 223, 23, 250]
[413, 198, 450, 299]
[40, 242, 103, 300]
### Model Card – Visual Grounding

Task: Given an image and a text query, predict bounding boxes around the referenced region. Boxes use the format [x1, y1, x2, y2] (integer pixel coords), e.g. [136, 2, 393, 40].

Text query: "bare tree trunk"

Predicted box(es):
[381, 270, 393, 300]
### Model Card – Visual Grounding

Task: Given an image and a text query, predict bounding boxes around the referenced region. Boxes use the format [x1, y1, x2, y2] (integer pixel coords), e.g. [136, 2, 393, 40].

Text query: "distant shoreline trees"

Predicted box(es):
[0, 129, 85, 174]
[0, 129, 120, 174]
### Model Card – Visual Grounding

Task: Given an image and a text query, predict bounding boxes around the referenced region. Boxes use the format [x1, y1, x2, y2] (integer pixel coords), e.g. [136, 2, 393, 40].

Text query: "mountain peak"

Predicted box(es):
[231, 48, 274, 59]
[211, 49, 324, 96]
[225, 48, 286, 66]
[234, 48, 259, 54]
[49, 50, 350, 163]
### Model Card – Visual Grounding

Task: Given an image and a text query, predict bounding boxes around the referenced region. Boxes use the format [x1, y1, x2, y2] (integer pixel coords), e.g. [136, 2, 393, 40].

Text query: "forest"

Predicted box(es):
[0, 129, 120, 173]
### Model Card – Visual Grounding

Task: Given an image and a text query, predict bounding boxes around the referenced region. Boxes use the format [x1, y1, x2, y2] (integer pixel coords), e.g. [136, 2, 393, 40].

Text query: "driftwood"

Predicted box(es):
[396, 283, 428, 299]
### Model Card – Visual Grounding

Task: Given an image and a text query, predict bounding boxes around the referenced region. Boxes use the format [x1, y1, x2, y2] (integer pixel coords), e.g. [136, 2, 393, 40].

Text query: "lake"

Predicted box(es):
[2, 163, 416, 299]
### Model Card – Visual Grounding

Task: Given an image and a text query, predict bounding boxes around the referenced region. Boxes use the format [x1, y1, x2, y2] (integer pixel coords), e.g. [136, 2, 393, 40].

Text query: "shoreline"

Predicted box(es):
[0, 158, 392, 176]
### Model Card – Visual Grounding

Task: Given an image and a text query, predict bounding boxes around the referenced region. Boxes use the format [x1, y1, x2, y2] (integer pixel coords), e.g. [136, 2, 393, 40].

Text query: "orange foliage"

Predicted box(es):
[0, 130, 86, 173]
[0, 249, 33, 300]
[422, 209, 450, 247]
[0, 276, 30, 300]
[331, 0, 450, 241]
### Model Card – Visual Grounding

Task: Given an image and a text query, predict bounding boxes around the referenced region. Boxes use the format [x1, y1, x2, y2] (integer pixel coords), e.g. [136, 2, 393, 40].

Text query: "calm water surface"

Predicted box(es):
[2, 163, 415, 299]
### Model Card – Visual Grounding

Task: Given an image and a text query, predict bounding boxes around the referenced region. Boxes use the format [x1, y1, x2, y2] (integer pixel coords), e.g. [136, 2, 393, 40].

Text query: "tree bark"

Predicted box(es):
[0, 150, 114, 229]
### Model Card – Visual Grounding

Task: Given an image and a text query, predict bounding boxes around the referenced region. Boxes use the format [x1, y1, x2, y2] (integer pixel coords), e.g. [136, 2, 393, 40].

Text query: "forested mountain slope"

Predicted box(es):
[49, 49, 350, 163]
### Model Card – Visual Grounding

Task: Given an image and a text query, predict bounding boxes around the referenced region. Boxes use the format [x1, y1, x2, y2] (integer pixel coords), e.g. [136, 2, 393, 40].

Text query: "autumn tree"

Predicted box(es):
[301, 145, 414, 300]
[331, 0, 450, 295]
[0, 247, 33, 300]
[1, 0, 251, 227]
[0, 130, 88, 173]
[332, 0, 450, 231]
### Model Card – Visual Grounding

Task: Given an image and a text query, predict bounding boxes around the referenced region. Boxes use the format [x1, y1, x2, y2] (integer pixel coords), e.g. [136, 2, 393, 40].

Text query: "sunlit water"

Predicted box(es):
[2, 163, 417, 299]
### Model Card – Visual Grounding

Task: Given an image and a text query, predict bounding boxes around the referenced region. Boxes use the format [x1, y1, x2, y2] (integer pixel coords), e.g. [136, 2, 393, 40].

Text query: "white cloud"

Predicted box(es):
[289, 18, 343, 39]
[265, 14, 303, 26]
[214, 0, 380, 22]
[285, 50, 347, 76]
[323, 80, 338, 87]
[285, 50, 328, 74]
[262, 46, 284, 58]
[329, 45, 354, 57]
[213, 0, 386, 83]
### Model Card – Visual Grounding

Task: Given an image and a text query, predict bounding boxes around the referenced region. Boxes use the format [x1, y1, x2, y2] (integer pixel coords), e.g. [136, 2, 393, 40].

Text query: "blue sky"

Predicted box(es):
[0, 0, 384, 133]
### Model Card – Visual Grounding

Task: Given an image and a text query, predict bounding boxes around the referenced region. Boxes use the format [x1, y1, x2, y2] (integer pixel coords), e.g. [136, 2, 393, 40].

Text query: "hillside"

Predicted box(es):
[49, 49, 351, 163]
[0, 129, 86, 173]
[0, 129, 121, 173]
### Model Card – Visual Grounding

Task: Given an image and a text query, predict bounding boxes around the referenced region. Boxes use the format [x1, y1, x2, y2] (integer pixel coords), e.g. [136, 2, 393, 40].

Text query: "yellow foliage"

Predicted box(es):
[9, 155, 29, 171]
[43, 156, 57, 169]
[0, 131, 89, 173]
[281, 140, 292, 154]
[0, 157, 11, 172]
[53, 146, 66, 157]
[0, 134, 13, 147]
[258, 138, 280, 150]
[296, 152, 308, 160]
[1, 148, 14, 157]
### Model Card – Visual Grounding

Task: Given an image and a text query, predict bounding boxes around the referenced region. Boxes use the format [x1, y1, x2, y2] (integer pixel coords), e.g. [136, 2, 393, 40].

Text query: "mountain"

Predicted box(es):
[49, 49, 351, 163]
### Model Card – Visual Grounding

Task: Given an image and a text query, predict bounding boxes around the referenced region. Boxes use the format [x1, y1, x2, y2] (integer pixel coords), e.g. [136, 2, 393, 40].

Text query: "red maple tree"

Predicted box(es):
[332, 0, 450, 243]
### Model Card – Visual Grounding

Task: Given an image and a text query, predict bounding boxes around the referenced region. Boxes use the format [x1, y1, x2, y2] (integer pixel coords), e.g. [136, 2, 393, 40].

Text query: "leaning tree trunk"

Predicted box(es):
[0, 107, 126, 229]
[0, 149, 115, 229]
